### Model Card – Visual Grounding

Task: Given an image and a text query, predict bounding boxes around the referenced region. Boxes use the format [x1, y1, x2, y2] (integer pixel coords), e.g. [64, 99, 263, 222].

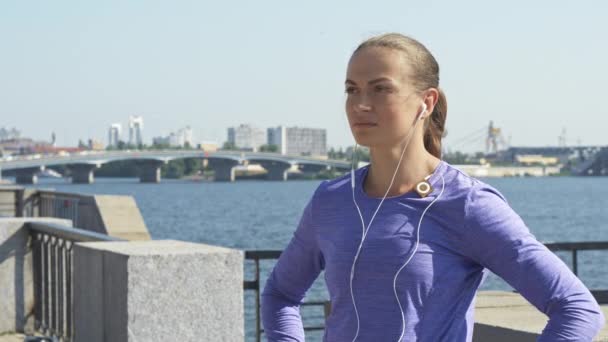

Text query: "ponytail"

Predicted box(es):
[423, 88, 448, 158]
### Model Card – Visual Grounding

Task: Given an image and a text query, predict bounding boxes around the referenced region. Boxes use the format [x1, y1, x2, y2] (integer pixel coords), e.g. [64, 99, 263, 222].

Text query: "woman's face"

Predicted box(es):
[345, 47, 420, 148]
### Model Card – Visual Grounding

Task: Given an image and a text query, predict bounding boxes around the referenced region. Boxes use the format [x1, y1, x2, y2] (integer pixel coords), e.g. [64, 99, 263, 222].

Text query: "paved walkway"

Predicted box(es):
[0, 334, 23, 342]
[475, 291, 608, 341]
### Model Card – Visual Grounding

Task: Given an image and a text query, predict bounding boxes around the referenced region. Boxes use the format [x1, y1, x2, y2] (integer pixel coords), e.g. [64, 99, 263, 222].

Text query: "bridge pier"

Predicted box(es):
[68, 164, 98, 184]
[138, 160, 164, 183]
[258, 161, 293, 181]
[207, 159, 239, 182]
[298, 164, 329, 174]
[15, 167, 43, 184]
[332, 165, 351, 175]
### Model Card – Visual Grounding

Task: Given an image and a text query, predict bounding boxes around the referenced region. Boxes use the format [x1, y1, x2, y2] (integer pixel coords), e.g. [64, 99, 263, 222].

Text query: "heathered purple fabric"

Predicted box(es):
[262, 160, 605, 341]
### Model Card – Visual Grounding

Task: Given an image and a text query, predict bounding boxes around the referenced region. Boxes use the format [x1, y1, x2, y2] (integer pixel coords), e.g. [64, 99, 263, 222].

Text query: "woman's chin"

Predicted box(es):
[352, 136, 375, 148]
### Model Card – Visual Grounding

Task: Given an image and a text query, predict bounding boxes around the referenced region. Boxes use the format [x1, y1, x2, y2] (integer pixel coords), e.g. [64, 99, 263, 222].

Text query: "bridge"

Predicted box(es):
[0, 150, 351, 184]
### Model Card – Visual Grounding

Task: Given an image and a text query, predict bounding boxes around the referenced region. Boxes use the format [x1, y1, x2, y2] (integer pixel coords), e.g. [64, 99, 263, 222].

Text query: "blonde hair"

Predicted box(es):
[353, 33, 448, 158]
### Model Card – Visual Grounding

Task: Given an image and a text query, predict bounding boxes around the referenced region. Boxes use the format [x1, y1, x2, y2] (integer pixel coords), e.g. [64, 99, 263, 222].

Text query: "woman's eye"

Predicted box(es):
[345, 87, 358, 94]
[375, 85, 392, 92]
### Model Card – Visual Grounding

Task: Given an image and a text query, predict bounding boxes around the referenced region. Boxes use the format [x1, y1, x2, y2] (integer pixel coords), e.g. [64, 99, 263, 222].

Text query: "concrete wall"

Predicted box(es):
[0, 217, 72, 334]
[454, 164, 561, 177]
[73, 240, 244, 342]
[93, 195, 150, 240]
[0, 189, 17, 217]
[0, 187, 37, 218]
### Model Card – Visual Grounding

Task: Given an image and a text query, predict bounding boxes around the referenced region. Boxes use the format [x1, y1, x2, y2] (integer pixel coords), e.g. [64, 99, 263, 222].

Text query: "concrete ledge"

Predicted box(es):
[73, 240, 244, 342]
[474, 291, 608, 341]
[93, 195, 150, 240]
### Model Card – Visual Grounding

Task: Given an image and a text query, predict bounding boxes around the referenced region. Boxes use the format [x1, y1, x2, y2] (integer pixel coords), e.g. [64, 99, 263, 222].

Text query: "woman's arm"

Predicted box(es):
[261, 187, 325, 342]
[464, 182, 605, 341]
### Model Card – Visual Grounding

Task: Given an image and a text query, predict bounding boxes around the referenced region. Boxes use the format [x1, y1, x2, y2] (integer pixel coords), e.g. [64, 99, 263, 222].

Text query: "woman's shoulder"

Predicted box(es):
[307, 169, 353, 204]
[440, 162, 517, 227]
[441, 161, 507, 201]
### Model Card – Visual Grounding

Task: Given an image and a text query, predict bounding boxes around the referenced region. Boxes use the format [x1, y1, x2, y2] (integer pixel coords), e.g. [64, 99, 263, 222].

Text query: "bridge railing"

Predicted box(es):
[245, 241, 608, 341]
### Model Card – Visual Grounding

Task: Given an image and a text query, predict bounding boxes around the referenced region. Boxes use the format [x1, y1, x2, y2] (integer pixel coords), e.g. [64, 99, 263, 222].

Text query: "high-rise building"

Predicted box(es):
[108, 123, 122, 147]
[177, 126, 193, 147]
[152, 126, 193, 148]
[128, 115, 144, 146]
[227, 124, 266, 152]
[267, 126, 327, 157]
[267, 126, 287, 154]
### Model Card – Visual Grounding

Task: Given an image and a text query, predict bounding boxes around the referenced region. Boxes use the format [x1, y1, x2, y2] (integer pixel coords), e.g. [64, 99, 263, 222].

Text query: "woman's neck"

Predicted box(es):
[364, 141, 441, 198]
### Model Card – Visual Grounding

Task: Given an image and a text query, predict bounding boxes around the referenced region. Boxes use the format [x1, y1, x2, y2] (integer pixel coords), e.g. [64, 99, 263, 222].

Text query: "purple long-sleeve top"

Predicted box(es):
[261, 160, 605, 341]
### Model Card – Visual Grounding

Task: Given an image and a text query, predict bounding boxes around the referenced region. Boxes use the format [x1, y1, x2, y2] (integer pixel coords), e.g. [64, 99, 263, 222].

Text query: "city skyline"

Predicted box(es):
[2, 1, 607, 153]
[0, 118, 598, 153]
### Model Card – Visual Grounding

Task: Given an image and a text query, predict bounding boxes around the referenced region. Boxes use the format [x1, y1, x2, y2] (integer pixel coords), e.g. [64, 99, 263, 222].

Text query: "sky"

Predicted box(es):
[1, 0, 607, 153]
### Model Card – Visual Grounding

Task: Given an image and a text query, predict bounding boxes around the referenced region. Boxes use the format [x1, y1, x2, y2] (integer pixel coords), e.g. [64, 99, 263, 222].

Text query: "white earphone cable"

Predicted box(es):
[349, 104, 428, 342]
[393, 173, 445, 342]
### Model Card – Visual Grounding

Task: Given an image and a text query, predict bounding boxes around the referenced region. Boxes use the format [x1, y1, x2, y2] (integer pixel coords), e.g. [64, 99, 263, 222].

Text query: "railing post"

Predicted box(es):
[66, 242, 73, 338]
[57, 239, 65, 337]
[255, 258, 261, 342]
[43, 234, 50, 333]
[15, 188, 24, 217]
[572, 249, 578, 276]
[32, 232, 42, 331]
[50, 236, 57, 336]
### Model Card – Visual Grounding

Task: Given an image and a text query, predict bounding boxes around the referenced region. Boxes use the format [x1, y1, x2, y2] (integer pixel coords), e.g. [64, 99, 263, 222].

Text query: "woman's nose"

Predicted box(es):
[356, 102, 372, 112]
[355, 94, 372, 111]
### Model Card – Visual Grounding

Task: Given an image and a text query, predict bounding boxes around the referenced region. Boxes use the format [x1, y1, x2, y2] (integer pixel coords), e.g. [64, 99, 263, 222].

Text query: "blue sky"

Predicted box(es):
[1, 0, 606, 152]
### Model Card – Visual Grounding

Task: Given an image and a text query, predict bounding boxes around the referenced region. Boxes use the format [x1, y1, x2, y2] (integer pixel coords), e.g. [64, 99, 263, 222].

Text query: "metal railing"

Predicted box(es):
[246, 241, 608, 341]
[0, 187, 80, 223]
[545, 241, 608, 303]
[244, 250, 330, 342]
[0, 187, 106, 232]
[28, 221, 125, 341]
[37, 193, 80, 224]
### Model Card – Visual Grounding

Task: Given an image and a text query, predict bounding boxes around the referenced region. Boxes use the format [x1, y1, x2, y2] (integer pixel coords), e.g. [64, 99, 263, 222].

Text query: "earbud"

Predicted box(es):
[417, 103, 427, 121]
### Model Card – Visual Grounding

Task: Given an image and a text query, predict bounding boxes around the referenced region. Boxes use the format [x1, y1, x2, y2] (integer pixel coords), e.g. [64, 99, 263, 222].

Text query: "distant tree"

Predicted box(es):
[328, 147, 337, 159]
[162, 160, 185, 178]
[259, 144, 278, 153]
[340, 147, 346, 160]
[183, 158, 202, 175]
[444, 151, 469, 165]
[222, 141, 237, 150]
[347, 146, 370, 162]
[151, 142, 171, 150]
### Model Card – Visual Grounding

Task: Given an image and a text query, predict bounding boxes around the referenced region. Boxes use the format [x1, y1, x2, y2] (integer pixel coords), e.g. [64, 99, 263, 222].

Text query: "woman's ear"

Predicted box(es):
[422, 88, 440, 118]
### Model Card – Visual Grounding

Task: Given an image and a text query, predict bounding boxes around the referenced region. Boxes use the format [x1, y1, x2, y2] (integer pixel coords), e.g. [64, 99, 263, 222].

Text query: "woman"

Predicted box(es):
[261, 33, 605, 341]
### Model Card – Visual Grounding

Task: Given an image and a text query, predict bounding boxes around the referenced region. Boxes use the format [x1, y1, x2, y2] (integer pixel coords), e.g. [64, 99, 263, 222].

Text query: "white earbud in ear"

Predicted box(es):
[418, 103, 428, 120]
